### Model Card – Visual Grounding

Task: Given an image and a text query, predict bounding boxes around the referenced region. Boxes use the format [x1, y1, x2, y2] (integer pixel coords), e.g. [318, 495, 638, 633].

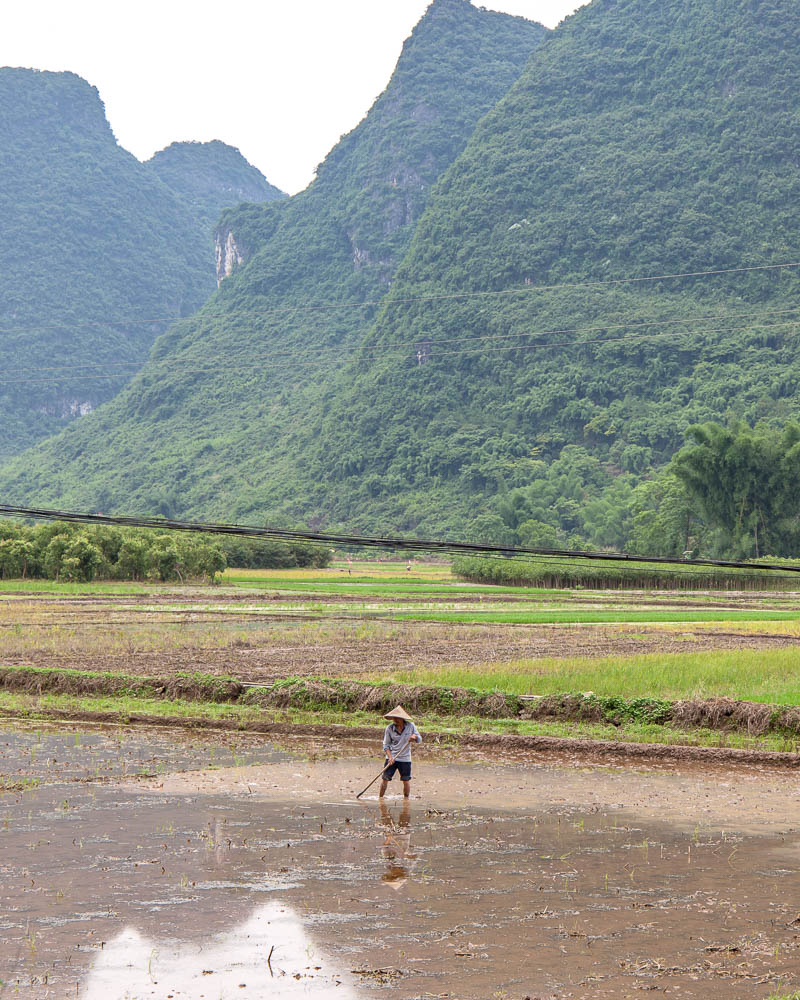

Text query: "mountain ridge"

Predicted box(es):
[10, 0, 798, 558]
[0, 68, 284, 461]
[0, 0, 547, 518]
[146, 140, 285, 232]
[300, 0, 800, 545]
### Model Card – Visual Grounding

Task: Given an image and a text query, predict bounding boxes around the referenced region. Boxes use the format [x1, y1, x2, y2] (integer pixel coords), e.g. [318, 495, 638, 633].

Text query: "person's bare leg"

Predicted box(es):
[402, 779, 411, 799]
[379, 779, 389, 798]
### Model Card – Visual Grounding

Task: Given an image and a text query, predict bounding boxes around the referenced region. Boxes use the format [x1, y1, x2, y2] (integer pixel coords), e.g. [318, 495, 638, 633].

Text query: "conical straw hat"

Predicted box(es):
[384, 704, 412, 721]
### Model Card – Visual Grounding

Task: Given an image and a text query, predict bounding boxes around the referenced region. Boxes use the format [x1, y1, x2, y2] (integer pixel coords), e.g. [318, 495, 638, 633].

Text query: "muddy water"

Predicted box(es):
[0, 724, 293, 787]
[1, 723, 799, 999]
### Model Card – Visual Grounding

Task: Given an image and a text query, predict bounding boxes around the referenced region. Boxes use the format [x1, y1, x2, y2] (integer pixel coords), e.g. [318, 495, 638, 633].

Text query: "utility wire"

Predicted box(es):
[1, 503, 799, 575]
[0, 258, 797, 334]
[3, 304, 800, 377]
[1, 314, 798, 387]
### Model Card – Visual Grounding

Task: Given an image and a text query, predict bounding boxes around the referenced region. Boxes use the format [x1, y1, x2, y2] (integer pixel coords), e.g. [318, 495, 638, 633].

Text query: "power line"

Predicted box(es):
[1, 312, 798, 387]
[3, 303, 799, 376]
[1, 502, 799, 575]
[0, 258, 797, 335]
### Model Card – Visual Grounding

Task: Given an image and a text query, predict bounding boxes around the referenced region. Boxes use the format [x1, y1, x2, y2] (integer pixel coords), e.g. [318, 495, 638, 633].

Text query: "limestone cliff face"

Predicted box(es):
[215, 227, 244, 284]
[37, 398, 94, 419]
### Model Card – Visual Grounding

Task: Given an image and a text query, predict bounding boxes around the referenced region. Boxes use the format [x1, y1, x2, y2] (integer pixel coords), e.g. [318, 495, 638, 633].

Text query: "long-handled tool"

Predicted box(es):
[355, 735, 412, 800]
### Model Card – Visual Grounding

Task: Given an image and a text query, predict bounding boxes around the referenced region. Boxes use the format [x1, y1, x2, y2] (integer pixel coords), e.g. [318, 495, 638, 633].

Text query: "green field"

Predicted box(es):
[392, 608, 800, 624]
[1, 560, 800, 750]
[0, 579, 151, 595]
[378, 647, 800, 705]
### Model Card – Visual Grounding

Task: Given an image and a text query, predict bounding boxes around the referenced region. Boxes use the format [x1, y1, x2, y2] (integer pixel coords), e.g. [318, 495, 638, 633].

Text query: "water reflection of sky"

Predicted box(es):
[81, 902, 360, 999]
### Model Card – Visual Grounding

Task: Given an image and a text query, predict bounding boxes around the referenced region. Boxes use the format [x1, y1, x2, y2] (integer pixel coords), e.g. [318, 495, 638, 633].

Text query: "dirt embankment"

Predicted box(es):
[0, 666, 241, 703]
[2, 705, 799, 772]
[2, 665, 800, 743]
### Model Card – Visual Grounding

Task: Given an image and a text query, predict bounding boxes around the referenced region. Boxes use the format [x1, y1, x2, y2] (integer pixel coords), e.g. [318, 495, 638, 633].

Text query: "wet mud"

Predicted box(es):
[1, 723, 799, 999]
[4, 707, 800, 771]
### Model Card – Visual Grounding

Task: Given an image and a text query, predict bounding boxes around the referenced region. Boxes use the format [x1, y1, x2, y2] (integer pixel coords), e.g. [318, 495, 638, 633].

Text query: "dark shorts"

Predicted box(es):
[383, 759, 412, 782]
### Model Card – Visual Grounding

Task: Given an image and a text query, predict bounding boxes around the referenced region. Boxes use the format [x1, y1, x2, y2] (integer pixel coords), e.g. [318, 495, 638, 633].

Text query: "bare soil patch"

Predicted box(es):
[5, 620, 800, 682]
[3, 585, 800, 684]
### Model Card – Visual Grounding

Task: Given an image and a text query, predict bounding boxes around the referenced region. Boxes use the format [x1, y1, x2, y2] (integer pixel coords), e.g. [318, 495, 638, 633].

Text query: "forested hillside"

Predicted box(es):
[308, 0, 800, 549]
[6, 0, 798, 559]
[146, 140, 285, 231]
[0, 70, 280, 460]
[0, 0, 546, 518]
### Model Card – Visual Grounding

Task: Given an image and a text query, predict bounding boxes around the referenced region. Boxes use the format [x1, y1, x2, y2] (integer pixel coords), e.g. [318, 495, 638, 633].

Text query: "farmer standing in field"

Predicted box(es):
[379, 705, 421, 799]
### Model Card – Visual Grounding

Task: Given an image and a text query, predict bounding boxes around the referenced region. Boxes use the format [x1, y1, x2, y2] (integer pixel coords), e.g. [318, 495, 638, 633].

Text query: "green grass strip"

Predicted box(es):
[0, 689, 796, 753]
[391, 609, 800, 624]
[226, 578, 516, 595]
[382, 647, 800, 705]
[0, 580, 150, 595]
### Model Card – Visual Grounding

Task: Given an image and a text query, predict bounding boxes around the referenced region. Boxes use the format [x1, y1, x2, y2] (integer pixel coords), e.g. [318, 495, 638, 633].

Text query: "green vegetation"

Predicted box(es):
[306, 0, 800, 546]
[221, 574, 499, 594]
[147, 140, 285, 229]
[383, 647, 800, 706]
[0, 517, 328, 582]
[4, 0, 800, 553]
[672, 420, 800, 558]
[453, 554, 800, 591]
[214, 536, 330, 570]
[0, 678, 796, 753]
[0, 70, 210, 458]
[0, 0, 547, 521]
[0, 579, 150, 595]
[391, 609, 800, 625]
[0, 70, 283, 461]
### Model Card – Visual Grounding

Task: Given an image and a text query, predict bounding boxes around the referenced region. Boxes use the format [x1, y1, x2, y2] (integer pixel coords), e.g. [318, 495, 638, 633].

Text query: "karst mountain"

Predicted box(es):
[2, 0, 798, 552]
[0, 0, 545, 517]
[0, 68, 283, 459]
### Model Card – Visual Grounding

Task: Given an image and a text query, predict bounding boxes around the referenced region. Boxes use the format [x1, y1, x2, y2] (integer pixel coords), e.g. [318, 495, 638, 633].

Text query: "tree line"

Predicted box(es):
[0, 520, 330, 583]
[473, 420, 800, 562]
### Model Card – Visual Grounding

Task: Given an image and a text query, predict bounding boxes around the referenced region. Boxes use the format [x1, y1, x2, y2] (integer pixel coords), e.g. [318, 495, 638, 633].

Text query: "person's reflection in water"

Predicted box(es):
[379, 799, 416, 889]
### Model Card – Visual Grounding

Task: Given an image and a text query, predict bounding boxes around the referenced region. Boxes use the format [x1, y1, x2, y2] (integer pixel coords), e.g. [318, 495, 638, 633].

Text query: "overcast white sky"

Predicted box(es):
[1, 1, 586, 195]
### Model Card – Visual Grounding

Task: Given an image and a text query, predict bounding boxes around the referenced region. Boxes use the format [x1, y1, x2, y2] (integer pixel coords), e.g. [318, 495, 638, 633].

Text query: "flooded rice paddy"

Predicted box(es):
[1, 722, 798, 999]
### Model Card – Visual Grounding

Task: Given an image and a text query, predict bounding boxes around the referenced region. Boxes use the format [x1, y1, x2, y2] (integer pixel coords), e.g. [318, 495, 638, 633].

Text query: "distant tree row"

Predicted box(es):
[638, 420, 800, 560]
[0, 520, 330, 583]
[462, 421, 800, 561]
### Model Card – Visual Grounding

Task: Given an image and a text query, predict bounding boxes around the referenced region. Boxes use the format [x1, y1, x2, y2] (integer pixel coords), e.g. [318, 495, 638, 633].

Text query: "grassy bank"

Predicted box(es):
[0, 689, 798, 754]
[1, 665, 799, 752]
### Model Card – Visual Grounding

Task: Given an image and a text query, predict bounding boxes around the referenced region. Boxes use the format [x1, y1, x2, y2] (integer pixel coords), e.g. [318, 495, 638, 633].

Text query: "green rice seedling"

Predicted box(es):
[391, 608, 800, 624]
[382, 646, 800, 705]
